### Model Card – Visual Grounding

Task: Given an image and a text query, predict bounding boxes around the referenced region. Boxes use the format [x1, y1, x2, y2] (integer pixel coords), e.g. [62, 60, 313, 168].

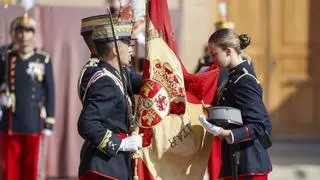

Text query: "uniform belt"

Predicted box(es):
[116, 133, 128, 139]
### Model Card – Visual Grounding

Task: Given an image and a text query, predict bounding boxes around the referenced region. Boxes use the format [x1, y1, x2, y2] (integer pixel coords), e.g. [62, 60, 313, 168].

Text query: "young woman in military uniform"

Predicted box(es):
[199, 28, 272, 180]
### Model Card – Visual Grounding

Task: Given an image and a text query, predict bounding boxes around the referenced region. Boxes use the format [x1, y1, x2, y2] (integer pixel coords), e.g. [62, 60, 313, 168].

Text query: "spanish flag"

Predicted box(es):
[133, 0, 221, 179]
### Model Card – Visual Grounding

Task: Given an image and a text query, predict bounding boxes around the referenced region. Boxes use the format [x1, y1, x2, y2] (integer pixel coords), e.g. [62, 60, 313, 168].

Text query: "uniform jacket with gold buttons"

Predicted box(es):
[77, 58, 141, 179]
[0, 49, 55, 134]
[216, 60, 272, 177]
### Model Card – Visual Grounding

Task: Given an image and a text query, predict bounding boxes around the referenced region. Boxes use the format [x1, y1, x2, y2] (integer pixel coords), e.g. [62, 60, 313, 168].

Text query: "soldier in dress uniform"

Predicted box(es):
[0, 15, 55, 180]
[77, 16, 143, 180]
[199, 28, 272, 180]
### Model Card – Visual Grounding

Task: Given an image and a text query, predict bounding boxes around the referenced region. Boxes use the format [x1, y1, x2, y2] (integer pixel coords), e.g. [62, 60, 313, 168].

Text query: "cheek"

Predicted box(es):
[215, 54, 228, 66]
[214, 54, 223, 62]
[122, 47, 129, 57]
[27, 33, 35, 40]
[119, 47, 129, 60]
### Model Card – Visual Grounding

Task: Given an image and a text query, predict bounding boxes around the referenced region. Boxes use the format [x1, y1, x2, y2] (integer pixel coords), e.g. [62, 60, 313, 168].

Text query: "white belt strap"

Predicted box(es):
[77, 58, 99, 100]
[82, 68, 125, 103]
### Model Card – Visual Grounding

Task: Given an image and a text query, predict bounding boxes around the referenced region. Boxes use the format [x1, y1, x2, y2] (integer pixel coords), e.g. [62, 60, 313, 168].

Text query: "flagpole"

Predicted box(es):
[105, 6, 127, 94]
[145, 0, 150, 58]
[131, 1, 150, 179]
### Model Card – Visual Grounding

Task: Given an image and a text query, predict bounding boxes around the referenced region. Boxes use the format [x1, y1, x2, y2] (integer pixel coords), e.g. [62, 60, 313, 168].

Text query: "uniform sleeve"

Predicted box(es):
[0, 53, 4, 87]
[0, 47, 6, 88]
[77, 76, 122, 157]
[43, 58, 55, 130]
[230, 76, 269, 144]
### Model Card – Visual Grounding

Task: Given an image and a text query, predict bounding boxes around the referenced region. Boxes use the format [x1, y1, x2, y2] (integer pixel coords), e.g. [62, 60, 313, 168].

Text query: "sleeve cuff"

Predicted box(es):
[97, 130, 122, 156]
[45, 117, 56, 124]
[231, 126, 251, 144]
[44, 117, 55, 130]
[226, 131, 234, 144]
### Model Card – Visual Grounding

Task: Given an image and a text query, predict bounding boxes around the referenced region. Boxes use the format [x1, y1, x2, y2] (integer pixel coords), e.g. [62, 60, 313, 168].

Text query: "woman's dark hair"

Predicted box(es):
[208, 28, 251, 54]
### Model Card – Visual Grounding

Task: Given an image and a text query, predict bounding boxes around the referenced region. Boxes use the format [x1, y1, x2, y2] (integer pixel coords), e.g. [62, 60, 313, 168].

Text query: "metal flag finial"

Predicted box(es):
[215, 2, 235, 30]
[218, 2, 227, 20]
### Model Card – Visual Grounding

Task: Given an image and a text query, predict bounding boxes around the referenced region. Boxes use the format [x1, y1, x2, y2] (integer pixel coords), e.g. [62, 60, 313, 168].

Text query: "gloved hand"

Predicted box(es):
[42, 129, 53, 136]
[0, 94, 12, 108]
[199, 115, 223, 136]
[119, 134, 143, 152]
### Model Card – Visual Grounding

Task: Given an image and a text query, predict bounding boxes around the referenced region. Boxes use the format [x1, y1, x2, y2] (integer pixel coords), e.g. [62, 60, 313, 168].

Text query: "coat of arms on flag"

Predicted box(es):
[131, 0, 221, 179]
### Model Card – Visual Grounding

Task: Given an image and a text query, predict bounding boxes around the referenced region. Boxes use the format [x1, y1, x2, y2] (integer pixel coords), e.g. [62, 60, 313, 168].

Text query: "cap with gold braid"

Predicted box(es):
[92, 21, 133, 42]
[81, 14, 122, 35]
[13, 15, 36, 31]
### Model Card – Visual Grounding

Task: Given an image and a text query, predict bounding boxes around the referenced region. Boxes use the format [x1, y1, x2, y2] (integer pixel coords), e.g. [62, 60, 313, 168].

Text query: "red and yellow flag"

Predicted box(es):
[133, 0, 221, 179]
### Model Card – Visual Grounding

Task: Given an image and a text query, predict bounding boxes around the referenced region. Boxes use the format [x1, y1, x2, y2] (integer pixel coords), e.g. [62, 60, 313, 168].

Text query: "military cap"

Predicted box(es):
[92, 21, 133, 42]
[81, 14, 122, 36]
[13, 15, 36, 31]
[207, 106, 243, 127]
[10, 16, 21, 33]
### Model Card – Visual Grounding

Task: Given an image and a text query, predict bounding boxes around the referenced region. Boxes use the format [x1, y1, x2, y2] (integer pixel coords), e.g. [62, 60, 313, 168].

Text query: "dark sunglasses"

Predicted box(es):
[119, 38, 136, 47]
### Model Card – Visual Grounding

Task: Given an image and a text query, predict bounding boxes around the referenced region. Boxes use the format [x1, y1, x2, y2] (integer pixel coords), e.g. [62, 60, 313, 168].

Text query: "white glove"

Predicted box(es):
[199, 115, 223, 136]
[119, 134, 143, 152]
[0, 94, 12, 108]
[42, 129, 53, 137]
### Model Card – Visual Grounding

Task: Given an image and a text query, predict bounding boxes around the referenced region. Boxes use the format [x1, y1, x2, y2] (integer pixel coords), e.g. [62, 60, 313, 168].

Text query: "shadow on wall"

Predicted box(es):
[269, 0, 320, 140]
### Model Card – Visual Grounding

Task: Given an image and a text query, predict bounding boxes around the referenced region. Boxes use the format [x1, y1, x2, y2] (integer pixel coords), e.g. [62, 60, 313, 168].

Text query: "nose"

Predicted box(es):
[21, 31, 29, 40]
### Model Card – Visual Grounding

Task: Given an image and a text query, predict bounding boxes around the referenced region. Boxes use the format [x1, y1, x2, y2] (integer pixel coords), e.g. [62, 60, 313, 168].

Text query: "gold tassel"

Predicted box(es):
[10, 93, 16, 112]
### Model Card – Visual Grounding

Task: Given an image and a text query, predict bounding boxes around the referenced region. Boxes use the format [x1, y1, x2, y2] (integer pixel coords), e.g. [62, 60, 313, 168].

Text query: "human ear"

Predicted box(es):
[226, 47, 232, 56]
[112, 47, 118, 56]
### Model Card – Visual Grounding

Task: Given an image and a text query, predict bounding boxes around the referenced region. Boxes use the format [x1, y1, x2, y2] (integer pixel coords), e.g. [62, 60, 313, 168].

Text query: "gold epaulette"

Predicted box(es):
[77, 58, 100, 101]
[36, 49, 51, 64]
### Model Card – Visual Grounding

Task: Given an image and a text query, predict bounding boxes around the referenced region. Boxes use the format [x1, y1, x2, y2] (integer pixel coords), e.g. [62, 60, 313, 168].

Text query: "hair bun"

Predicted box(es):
[239, 34, 251, 50]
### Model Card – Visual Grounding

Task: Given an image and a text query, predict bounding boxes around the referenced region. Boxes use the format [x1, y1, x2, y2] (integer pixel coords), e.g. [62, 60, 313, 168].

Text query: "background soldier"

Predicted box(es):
[80, 14, 111, 59]
[0, 15, 55, 180]
[78, 14, 112, 102]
